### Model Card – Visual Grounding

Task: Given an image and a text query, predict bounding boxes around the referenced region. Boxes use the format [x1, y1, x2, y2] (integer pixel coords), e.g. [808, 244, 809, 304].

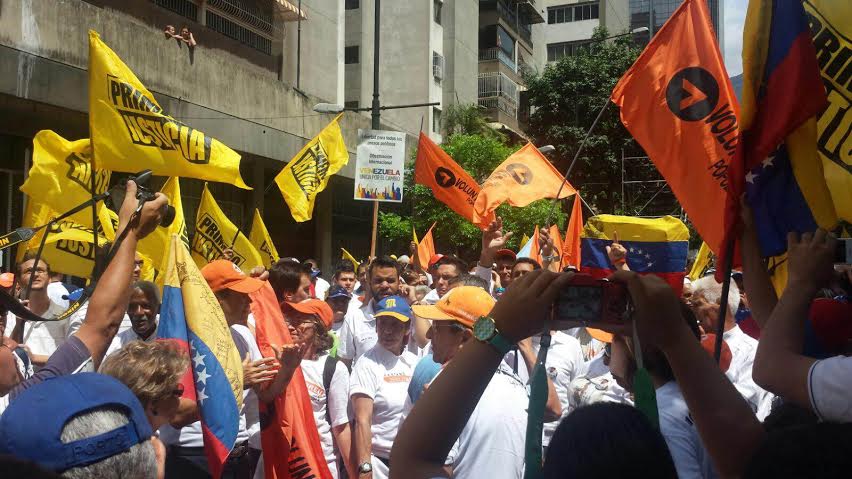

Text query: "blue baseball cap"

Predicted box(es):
[327, 285, 352, 300]
[0, 373, 154, 472]
[374, 295, 412, 322]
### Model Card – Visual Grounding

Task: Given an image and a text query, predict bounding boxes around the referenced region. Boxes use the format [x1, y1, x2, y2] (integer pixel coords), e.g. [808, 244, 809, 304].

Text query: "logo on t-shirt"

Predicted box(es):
[305, 380, 325, 399]
[384, 372, 412, 383]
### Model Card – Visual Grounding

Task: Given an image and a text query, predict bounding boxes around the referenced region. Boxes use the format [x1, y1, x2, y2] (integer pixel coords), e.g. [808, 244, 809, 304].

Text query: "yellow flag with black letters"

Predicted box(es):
[137, 177, 189, 286]
[248, 209, 278, 268]
[275, 114, 349, 222]
[192, 184, 263, 270]
[88, 30, 249, 189]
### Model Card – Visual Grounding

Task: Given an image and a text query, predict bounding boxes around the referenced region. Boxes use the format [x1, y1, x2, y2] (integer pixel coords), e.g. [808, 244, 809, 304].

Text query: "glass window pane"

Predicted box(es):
[548, 9, 555, 24]
[591, 4, 599, 19]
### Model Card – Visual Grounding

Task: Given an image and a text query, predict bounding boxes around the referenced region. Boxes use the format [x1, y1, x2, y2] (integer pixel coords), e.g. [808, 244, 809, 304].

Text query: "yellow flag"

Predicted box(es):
[21, 131, 118, 237]
[275, 114, 349, 221]
[192, 184, 263, 270]
[688, 242, 713, 281]
[248, 209, 279, 268]
[341, 248, 359, 270]
[413, 226, 419, 246]
[137, 177, 189, 286]
[87, 30, 249, 189]
[519, 233, 531, 253]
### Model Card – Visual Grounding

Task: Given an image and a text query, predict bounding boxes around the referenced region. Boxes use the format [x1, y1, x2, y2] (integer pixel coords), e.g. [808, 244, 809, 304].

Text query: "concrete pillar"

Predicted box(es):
[198, 0, 208, 26]
[314, 183, 333, 274]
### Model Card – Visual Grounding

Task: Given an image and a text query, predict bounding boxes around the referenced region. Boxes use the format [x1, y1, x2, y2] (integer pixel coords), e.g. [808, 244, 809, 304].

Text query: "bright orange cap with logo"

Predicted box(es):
[283, 299, 334, 329]
[201, 260, 264, 294]
[412, 286, 495, 329]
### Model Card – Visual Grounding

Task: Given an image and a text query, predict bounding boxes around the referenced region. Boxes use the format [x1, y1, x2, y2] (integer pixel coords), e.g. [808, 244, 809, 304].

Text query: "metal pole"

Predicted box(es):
[369, 0, 381, 258]
[296, 0, 302, 89]
[649, 0, 655, 37]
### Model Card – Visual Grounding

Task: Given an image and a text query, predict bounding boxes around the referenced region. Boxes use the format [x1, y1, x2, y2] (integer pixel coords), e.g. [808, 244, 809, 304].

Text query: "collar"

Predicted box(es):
[655, 380, 680, 395]
[722, 324, 743, 341]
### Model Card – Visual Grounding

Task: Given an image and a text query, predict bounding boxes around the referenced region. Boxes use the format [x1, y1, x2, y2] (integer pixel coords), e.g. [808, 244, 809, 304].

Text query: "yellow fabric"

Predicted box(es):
[341, 248, 359, 270]
[581, 215, 690, 242]
[767, 253, 788, 297]
[88, 31, 249, 188]
[274, 114, 349, 222]
[412, 226, 419, 247]
[191, 185, 263, 271]
[688, 242, 713, 280]
[137, 177, 189, 286]
[519, 234, 530, 253]
[249, 209, 279, 268]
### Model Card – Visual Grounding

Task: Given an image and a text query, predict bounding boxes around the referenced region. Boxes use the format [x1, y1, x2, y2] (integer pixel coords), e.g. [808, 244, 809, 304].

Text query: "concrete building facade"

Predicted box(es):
[537, 0, 630, 66]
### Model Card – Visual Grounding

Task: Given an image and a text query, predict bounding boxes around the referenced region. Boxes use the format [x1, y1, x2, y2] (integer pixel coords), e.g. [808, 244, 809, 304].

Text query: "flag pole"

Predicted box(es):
[713, 236, 736, 362]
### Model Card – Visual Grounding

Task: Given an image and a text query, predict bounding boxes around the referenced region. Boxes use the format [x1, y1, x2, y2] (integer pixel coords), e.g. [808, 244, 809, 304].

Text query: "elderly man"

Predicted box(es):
[104, 281, 161, 358]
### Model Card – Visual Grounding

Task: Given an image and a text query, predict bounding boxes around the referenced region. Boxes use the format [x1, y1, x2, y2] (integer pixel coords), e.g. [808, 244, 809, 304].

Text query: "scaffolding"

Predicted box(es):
[620, 149, 684, 220]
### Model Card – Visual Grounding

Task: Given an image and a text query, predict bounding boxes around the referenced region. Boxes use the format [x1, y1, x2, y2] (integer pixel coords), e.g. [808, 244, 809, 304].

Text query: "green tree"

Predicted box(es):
[442, 103, 505, 140]
[379, 133, 567, 261]
[525, 27, 650, 215]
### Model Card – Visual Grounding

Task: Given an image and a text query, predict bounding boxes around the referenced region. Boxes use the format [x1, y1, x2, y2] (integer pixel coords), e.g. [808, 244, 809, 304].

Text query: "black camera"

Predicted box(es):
[107, 170, 175, 227]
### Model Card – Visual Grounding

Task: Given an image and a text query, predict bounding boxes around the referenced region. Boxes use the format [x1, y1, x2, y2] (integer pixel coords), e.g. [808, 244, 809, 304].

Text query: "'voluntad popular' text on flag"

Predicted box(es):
[414, 133, 480, 222]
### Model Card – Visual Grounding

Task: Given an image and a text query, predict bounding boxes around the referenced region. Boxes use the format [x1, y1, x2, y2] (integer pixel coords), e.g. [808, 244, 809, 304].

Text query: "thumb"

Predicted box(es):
[503, 231, 514, 241]
[270, 344, 282, 359]
[606, 245, 612, 254]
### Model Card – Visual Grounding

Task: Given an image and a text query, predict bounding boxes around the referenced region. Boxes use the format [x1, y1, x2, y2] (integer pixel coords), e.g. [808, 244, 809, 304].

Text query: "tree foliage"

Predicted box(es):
[379, 130, 567, 261]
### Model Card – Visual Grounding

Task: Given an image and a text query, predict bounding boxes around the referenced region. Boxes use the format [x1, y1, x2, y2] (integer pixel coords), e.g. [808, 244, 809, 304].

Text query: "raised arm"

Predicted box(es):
[75, 181, 167, 370]
[739, 202, 778, 328]
[478, 217, 513, 270]
[256, 344, 300, 403]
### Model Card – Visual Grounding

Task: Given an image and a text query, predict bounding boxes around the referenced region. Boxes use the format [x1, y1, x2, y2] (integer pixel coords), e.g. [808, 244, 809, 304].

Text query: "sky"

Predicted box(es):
[722, 0, 747, 76]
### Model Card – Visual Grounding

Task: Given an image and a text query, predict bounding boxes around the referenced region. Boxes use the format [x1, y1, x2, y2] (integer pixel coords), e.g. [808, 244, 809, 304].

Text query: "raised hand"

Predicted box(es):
[242, 353, 279, 389]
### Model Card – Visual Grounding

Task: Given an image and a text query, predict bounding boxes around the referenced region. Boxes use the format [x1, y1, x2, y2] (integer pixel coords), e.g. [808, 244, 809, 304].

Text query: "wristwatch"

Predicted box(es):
[472, 316, 514, 355]
[358, 462, 373, 475]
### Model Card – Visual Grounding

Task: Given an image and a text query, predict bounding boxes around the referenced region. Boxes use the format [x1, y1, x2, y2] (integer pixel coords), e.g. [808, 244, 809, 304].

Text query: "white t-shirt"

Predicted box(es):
[104, 318, 159, 358]
[568, 350, 633, 411]
[566, 327, 607, 362]
[315, 277, 331, 300]
[6, 301, 69, 357]
[301, 354, 351, 478]
[808, 355, 852, 423]
[656, 381, 718, 479]
[722, 325, 774, 420]
[537, 332, 585, 446]
[447, 362, 528, 479]
[349, 344, 417, 459]
[47, 282, 70, 309]
[338, 300, 420, 362]
[68, 302, 133, 338]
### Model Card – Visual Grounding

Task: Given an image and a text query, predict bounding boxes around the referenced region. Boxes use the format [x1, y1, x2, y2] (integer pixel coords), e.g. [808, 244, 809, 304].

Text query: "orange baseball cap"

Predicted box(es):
[0, 273, 14, 288]
[412, 286, 495, 329]
[586, 327, 614, 343]
[700, 333, 732, 373]
[201, 260, 264, 294]
[282, 299, 333, 329]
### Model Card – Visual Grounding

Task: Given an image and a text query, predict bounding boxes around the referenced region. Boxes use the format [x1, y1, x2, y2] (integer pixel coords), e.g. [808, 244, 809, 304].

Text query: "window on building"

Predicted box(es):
[496, 25, 515, 59]
[345, 0, 360, 10]
[345, 46, 360, 64]
[432, 52, 444, 82]
[433, 107, 442, 133]
[547, 2, 599, 24]
[546, 40, 595, 62]
[434, 0, 443, 24]
[344, 100, 360, 109]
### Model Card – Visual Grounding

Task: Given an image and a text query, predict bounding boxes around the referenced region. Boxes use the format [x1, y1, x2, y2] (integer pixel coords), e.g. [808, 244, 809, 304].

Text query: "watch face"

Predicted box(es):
[473, 317, 496, 340]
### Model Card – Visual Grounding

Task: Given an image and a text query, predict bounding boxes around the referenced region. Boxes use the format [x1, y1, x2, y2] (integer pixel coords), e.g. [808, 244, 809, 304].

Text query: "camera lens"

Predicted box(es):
[160, 205, 176, 227]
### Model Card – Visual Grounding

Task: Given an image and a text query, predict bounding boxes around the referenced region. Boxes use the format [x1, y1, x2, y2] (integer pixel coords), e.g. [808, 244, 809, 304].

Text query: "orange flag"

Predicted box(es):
[415, 133, 480, 222]
[415, 223, 437, 271]
[473, 143, 575, 227]
[250, 283, 332, 479]
[561, 196, 583, 268]
[610, 0, 738, 263]
[549, 225, 563, 262]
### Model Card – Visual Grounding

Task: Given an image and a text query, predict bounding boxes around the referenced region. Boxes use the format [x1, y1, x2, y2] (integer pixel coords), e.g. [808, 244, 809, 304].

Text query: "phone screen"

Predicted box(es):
[556, 285, 602, 322]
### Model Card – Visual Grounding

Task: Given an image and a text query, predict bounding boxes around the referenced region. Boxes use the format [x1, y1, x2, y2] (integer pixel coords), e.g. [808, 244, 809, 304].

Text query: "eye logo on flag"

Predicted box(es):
[435, 167, 456, 187]
[291, 141, 331, 198]
[665, 67, 720, 121]
[506, 163, 533, 185]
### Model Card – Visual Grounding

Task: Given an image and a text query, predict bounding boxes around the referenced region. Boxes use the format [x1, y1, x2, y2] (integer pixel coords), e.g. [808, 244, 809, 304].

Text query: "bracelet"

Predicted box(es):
[612, 258, 627, 265]
[542, 254, 560, 262]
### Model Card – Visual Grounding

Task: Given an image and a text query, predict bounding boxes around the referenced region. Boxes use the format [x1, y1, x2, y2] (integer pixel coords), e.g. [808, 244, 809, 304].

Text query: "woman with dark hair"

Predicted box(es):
[543, 403, 677, 478]
[283, 300, 353, 478]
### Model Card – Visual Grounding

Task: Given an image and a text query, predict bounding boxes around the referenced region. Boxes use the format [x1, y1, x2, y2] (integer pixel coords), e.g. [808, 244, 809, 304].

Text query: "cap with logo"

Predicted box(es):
[374, 295, 413, 322]
[282, 299, 334, 329]
[0, 272, 14, 288]
[326, 285, 352, 300]
[0, 373, 154, 472]
[201, 259, 265, 294]
[412, 286, 495, 329]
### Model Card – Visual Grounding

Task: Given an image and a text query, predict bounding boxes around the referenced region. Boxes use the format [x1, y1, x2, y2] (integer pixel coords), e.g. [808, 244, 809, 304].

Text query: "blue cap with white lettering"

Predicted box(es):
[0, 372, 153, 472]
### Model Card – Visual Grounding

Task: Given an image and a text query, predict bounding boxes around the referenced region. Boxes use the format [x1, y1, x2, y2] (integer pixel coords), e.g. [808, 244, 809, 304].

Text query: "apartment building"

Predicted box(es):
[630, 0, 723, 45]
[538, 0, 630, 65]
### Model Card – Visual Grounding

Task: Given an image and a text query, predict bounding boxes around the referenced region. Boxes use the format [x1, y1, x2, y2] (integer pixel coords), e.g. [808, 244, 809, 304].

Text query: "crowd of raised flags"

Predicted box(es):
[0, 0, 850, 478]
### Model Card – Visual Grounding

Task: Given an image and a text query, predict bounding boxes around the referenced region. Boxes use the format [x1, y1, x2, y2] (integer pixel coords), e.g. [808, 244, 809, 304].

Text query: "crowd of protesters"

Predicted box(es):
[0, 181, 850, 479]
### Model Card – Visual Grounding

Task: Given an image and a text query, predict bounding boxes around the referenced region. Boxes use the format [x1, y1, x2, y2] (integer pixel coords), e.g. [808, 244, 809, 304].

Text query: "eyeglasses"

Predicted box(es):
[171, 383, 184, 398]
[21, 268, 47, 276]
[289, 321, 317, 333]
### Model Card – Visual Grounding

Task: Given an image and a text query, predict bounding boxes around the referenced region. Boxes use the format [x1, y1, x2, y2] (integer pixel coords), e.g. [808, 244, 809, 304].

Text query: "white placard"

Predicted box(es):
[354, 129, 406, 203]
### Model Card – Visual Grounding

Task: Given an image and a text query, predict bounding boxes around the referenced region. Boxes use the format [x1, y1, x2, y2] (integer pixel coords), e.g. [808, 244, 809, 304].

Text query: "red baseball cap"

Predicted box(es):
[282, 299, 333, 329]
[428, 254, 445, 269]
[201, 260, 264, 294]
[495, 249, 517, 261]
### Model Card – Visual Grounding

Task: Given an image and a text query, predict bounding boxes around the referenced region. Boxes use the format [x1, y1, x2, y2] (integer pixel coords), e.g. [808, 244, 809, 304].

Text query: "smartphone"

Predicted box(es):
[554, 274, 630, 323]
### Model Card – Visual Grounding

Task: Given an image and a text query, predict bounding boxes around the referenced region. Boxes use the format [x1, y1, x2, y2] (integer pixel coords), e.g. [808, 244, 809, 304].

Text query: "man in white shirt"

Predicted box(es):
[538, 330, 585, 447]
[104, 281, 160, 358]
[691, 276, 774, 420]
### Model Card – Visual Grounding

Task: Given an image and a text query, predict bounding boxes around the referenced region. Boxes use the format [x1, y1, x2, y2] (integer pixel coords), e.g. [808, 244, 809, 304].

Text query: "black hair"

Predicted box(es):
[544, 403, 677, 479]
[401, 268, 422, 285]
[268, 259, 311, 301]
[448, 274, 488, 291]
[16, 253, 51, 277]
[368, 256, 400, 278]
[434, 256, 468, 276]
[513, 257, 541, 271]
[130, 281, 161, 307]
[333, 260, 356, 278]
[745, 422, 852, 478]
[641, 301, 702, 383]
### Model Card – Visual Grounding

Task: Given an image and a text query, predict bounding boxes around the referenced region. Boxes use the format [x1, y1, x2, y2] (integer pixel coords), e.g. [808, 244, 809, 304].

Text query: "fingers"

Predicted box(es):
[787, 231, 799, 250]
[606, 245, 612, 254]
[539, 271, 575, 303]
[242, 352, 250, 365]
[125, 180, 138, 197]
[503, 231, 513, 241]
[613, 231, 619, 243]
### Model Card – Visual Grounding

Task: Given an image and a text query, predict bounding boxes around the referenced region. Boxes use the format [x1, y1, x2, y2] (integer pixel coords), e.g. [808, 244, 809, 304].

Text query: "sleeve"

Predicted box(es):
[659, 417, 705, 479]
[9, 336, 92, 401]
[473, 265, 493, 293]
[337, 315, 356, 361]
[349, 357, 379, 400]
[808, 356, 852, 422]
[66, 304, 87, 338]
[328, 360, 351, 428]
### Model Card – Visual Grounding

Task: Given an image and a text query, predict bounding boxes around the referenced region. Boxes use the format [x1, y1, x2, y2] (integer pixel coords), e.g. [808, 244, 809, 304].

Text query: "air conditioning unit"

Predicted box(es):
[433, 64, 443, 81]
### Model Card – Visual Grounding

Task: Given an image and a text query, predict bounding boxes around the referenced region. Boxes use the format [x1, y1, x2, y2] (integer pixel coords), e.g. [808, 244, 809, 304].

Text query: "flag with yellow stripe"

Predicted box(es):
[248, 209, 279, 268]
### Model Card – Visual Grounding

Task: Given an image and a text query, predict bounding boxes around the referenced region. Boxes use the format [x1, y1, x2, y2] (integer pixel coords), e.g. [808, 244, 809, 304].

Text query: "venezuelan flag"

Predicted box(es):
[580, 215, 689, 293]
[158, 236, 243, 479]
[739, 1, 837, 262]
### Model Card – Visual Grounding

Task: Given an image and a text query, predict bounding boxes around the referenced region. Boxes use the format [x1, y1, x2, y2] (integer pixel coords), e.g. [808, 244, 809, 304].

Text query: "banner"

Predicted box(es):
[414, 133, 479, 221]
[88, 30, 249, 188]
[610, 0, 738, 270]
[192, 185, 263, 271]
[354, 129, 406, 202]
[137, 177, 189, 286]
[249, 209, 279, 268]
[341, 248, 360, 270]
[276, 114, 349, 222]
[473, 143, 575, 227]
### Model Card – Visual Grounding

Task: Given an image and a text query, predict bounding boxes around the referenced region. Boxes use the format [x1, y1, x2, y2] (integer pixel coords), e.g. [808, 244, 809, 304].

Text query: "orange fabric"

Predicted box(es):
[561, 196, 583, 269]
[251, 283, 332, 479]
[473, 143, 575, 227]
[414, 133, 480, 222]
[415, 223, 437, 271]
[610, 0, 738, 263]
[528, 226, 541, 264]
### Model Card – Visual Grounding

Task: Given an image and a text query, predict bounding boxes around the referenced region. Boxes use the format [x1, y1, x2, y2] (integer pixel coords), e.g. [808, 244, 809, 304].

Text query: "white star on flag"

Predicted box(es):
[192, 351, 206, 368]
[629, 247, 635, 253]
[196, 368, 211, 385]
[647, 262, 654, 268]
[746, 171, 758, 184]
[645, 253, 651, 259]
[762, 155, 775, 168]
[197, 387, 209, 405]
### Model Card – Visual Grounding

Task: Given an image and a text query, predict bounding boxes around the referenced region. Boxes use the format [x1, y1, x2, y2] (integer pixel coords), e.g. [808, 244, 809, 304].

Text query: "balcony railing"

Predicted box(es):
[478, 97, 518, 118]
[479, 48, 516, 72]
[478, 72, 520, 118]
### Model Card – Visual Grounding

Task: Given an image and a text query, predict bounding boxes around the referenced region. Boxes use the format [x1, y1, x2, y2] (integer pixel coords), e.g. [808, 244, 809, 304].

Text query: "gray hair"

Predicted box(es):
[448, 274, 489, 291]
[131, 281, 161, 306]
[61, 407, 157, 479]
[692, 275, 740, 317]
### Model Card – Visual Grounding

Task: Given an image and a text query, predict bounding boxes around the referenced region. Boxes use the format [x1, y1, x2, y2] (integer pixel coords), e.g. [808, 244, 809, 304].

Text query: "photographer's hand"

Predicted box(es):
[117, 180, 169, 240]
